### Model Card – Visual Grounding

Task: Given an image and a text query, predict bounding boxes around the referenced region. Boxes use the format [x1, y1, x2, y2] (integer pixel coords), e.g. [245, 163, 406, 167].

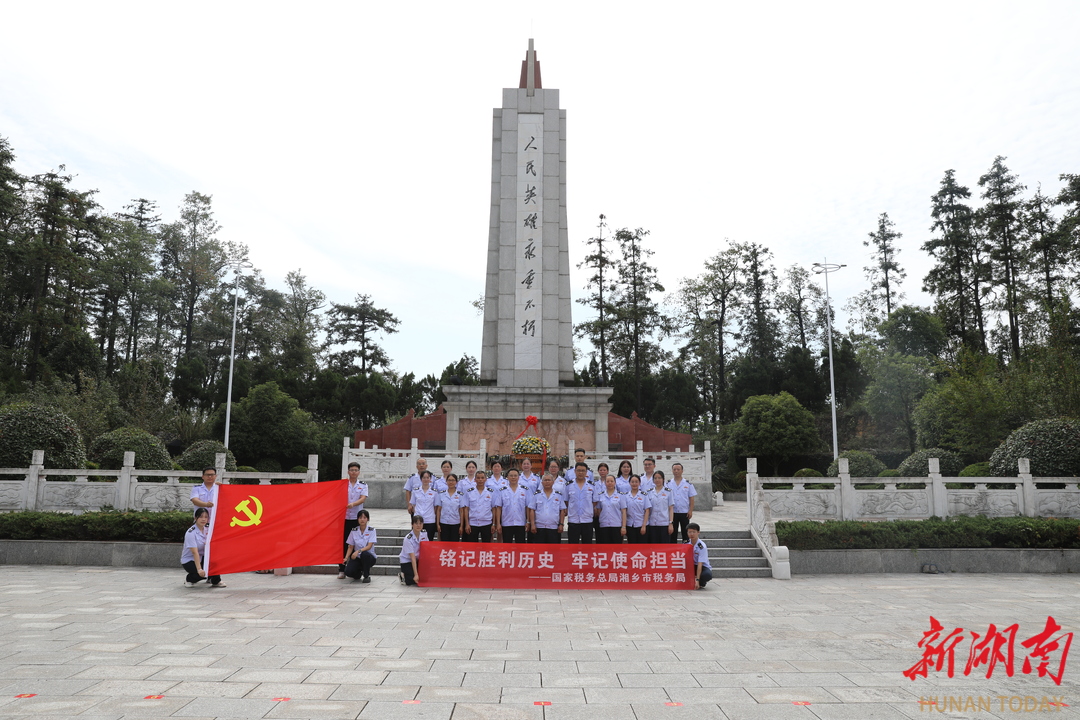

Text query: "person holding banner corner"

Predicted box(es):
[182, 508, 224, 588]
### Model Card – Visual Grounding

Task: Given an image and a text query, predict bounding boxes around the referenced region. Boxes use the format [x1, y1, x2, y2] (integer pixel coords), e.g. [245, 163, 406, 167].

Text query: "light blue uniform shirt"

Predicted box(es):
[529, 489, 565, 529]
[464, 487, 502, 526]
[670, 478, 697, 513]
[411, 487, 441, 523]
[691, 538, 712, 569]
[398, 530, 428, 563]
[346, 480, 368, 519]
[190, 483, 215, 506]
[485, 476, 509, 492]
[499, 485, 530, 527]
[438, 489, 465, 525]
[347, 527, 378, 558]
[181, 524, 206, 564]
[458, 476, 479, 493]
[596, 489, 628, 528]
[565, 480, 598, 524]
[519, 473, 540, 494]
[647, 487, 675, 526]
[624, 490, 649, 528]
[614, 476, 632, 494]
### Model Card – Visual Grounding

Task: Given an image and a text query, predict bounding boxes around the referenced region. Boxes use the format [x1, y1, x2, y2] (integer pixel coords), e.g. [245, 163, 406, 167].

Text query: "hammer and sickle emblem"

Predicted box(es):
[230, 495, 264, 527]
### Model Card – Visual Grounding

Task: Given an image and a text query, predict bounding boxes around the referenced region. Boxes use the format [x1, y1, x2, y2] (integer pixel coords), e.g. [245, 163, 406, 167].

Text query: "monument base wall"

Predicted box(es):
[442, 386, 613, 455]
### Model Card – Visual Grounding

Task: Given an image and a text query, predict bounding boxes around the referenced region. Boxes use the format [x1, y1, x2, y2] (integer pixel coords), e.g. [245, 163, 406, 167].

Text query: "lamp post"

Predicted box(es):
[223, 259, 253, 450]
[812, 260, 845, 460]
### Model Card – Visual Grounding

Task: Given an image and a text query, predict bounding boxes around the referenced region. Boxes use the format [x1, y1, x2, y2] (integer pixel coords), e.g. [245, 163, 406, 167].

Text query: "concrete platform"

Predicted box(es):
[0, 564, 1075, 718]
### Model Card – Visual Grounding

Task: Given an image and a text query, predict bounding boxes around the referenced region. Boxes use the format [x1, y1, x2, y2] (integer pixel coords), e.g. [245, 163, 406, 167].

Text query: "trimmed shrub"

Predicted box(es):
[897, 448, 965, 477]
[255, 458, 281, 473]
[793, 468, 823, 478]
[0, 403, 86, 469]
[0, 510, 192, 543]
[826, 450, 886, 478]
[776, 516, 1080, 550]
[88, 427, 172, 470]
[959, 462, 991, 477]
[290, 465, 309, 474]
[878, 469, 901, 477]
[989, 418, 1080, 477]
[177, 439, 237, 472]
[734, 470, 747, 484]
[236, 465, 258, 472]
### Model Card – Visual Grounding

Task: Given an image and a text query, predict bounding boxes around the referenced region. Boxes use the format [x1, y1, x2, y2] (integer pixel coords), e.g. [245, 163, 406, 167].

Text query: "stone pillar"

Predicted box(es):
[116, 451, 135, 510]
[1018, 457, 1035, 517]
[24, 450, 44, 511]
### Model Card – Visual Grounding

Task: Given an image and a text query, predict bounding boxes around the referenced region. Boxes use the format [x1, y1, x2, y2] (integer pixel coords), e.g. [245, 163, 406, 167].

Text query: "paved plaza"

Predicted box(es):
[0, 555, 1077, 720]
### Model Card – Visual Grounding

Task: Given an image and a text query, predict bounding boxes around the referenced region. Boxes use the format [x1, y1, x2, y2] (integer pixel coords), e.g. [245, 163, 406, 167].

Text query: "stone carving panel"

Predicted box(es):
[948, 491, 1020, 517]
[1036, 491, 1080, 518]
[41, 483, 115, 510]
[0, 483, 22, 509]
[459, 419, 595, 456]
[859, 491, 929, 517]
[765, 491, 837, 519]
[134, 485, 190, 511]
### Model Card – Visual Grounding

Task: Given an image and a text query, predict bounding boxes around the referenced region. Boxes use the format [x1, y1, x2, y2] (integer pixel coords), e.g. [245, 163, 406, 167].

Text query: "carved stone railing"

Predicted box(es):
[0, 451, 318, 513]
[747, 456, 1080, 521]
[745, 458, 791, 580]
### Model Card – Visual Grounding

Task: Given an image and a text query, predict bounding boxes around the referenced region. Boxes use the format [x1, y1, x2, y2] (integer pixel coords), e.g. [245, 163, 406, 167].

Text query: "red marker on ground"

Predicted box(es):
[144, 695, 165, 700]
[14, 694, 37, 699]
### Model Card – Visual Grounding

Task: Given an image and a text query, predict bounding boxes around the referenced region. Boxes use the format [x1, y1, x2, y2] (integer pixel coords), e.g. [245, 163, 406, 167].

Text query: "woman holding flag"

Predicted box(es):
[182, 508, 224, 588]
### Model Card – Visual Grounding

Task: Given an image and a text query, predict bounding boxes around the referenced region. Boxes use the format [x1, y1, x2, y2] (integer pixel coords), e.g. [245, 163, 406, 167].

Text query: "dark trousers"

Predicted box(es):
[400, 561, 418, 586]
[440, 524, 460, 543]
[339, 518, 359, 571]
[467, 524, 493, 542]
[182, 561, 221, 586]
[673, 513, 691, 544]
[697, 566, 713, 588]
[567, 522, 593, 544]
[424, 522, 438, 542]
[535, 528, 561, 544]
[597, 526, 623, 544]
[627, 526, 648, 544]
[344, 551, 376, 579]
[501, 525, 526, 543]
[648, 525, 673, 544]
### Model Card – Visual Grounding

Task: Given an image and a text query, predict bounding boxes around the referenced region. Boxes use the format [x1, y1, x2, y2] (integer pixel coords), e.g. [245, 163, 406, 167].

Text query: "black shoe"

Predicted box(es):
[361, 576, 371, 583]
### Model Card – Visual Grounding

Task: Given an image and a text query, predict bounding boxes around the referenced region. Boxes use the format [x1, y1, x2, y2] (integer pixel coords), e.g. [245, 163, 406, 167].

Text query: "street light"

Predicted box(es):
[812, 260, 845, 460]
[224, 259, 253, 450]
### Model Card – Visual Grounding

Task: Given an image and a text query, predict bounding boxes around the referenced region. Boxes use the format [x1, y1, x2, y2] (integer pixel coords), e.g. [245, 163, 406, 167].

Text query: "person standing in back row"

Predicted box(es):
[669, 462, 697, 544]
[498, 468, 530, 543]
[645, 470, 675, 543]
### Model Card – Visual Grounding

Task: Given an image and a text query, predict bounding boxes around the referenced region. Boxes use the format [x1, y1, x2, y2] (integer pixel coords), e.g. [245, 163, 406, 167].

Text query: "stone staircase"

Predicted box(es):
[297, 528, 773, 579]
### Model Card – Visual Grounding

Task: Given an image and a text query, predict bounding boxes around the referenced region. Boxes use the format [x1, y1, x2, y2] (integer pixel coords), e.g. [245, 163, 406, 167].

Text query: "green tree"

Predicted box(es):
[326, 293, 400, 375]
[777, 264, 824, 352]
[159, 192, 228, 358]
[922, 169, 987, 352]
[674, 245, 741, 425]
[978, 156, 1027, 361]
[608, 227, 667, 415]
[1021, 186, 1066, 313]
[863, 212, 905, 318]
[574, 214, 617, 386]
[862, 351, 933, 453]
[879, 305, 947, 358]
[728, 392, 820, 475]
[217, 382, 316, 468]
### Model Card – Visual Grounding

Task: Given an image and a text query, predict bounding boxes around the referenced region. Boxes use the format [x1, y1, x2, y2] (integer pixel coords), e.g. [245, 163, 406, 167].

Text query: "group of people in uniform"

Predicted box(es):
[346, 450, 712, 588]
[181, 453, 713, 589]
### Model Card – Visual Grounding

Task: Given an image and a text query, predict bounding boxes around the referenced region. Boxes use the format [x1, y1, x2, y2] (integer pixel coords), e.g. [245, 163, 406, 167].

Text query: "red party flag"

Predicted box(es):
[206, 480, 346, 575]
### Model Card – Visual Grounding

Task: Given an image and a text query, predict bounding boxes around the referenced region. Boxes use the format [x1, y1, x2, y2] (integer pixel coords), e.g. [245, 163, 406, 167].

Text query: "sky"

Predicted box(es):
[2, 1, 1079, 381]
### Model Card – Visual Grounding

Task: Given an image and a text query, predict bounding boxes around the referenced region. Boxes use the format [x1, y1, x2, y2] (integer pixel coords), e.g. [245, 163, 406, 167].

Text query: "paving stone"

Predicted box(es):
[263, 698, 366, 718]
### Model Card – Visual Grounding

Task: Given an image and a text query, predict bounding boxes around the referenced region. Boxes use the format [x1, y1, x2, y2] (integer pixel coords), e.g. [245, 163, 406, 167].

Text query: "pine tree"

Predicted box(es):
[978, 156, 1026, 360]
[863, 212, 905, 319]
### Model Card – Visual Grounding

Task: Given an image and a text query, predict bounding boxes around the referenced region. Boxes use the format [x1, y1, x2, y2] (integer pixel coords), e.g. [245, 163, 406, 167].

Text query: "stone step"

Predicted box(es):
[711, 556, 770, 568]
[714, 567, 773, 578]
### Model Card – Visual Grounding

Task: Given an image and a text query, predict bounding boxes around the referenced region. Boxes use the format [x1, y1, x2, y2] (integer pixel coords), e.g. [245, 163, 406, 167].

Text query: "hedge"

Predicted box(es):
[0, 510, 193, 543]
[897, 448, 965, 477]
[776, 516, 1080, 550]
[177, 440, 237, 472]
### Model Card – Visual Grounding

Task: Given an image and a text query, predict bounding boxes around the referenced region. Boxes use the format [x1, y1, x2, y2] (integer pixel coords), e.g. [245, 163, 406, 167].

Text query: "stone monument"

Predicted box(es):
[442, 40, 613, 455]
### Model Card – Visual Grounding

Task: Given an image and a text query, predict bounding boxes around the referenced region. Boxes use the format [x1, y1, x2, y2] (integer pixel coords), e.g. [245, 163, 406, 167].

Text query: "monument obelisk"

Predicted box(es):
[442, 40, 613, 455]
